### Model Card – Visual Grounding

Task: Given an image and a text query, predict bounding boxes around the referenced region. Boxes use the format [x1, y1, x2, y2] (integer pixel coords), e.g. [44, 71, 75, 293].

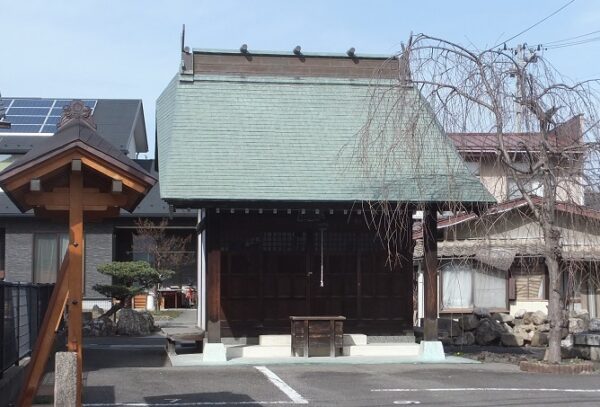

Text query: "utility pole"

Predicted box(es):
[502, 43, 541, 132]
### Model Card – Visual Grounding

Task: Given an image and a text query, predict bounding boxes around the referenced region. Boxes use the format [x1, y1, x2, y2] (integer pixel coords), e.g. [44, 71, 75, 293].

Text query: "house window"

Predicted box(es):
[33, 233, 69, 283]
[465, 161, 480, 176]
[441, 261, 507, 310]
[507, 177, 543, 199]
[514, 274, 546, 300]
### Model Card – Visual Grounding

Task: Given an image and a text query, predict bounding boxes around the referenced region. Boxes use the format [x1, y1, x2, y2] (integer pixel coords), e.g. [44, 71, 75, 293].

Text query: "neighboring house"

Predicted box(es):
[414, 115, 600, 319]
[156, 45, 492, 343]
[0, 97, 196, 309]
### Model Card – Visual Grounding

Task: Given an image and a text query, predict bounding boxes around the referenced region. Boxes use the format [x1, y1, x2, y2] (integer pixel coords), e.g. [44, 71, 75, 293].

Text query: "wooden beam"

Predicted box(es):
[422, 204, 439, 341]
[17, 254, 70, 407]
[4, 154, 73, 191]
[67, 170, 84, 406]
[80, 157, 147, 193]
[25, 190, 127, 209]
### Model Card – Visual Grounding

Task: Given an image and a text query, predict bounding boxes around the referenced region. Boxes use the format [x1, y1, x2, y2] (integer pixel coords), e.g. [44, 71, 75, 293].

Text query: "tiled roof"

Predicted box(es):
[157, 73, 493, 205]
[448, 115, 583, 153]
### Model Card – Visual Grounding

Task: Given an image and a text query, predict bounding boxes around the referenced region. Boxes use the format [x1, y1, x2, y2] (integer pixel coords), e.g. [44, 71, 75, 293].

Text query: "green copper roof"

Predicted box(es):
[156, 74, 494, 204]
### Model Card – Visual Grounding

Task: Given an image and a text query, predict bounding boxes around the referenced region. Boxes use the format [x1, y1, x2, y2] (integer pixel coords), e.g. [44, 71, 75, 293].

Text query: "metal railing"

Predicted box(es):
[1, 281, 54, 378]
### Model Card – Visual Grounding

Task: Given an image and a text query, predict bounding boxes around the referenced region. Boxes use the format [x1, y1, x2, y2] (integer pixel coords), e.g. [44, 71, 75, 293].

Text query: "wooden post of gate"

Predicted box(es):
[67, 165, 84, 406]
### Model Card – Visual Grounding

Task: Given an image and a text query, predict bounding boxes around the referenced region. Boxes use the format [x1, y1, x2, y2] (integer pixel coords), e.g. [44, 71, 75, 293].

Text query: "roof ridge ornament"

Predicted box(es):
[58, 100, 96, 129]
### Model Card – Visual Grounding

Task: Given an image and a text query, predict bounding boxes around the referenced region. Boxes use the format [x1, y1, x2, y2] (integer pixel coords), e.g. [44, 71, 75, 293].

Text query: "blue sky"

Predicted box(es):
[1, 0, 599, 156]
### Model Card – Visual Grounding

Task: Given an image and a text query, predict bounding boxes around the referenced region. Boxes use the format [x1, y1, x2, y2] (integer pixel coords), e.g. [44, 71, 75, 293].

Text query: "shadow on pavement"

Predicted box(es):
[83, 386, 116, 404]
[144, 392, 264, 405]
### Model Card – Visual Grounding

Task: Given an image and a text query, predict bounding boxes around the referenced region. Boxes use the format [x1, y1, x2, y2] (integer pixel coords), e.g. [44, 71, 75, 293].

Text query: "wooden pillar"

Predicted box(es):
[422, 204, 438, 341]
[206, 210, 221, 343]
[67, 169, 84, 406]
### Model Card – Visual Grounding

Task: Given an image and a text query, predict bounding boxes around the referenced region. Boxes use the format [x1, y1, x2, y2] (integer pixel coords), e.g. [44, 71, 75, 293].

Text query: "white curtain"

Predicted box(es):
[33, 233, 69, 283]
[442, 263, 473, 309]
[34, 234, 58, 283]
[474, 267, 507, 308]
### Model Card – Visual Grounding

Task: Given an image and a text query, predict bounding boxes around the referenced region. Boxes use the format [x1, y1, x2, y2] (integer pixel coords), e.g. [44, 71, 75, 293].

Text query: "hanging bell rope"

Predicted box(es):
[320, 228, 325, 287]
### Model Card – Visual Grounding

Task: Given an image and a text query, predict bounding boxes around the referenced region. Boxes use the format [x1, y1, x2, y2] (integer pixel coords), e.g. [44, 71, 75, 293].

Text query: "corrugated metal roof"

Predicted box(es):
[157, 73, 494, 205]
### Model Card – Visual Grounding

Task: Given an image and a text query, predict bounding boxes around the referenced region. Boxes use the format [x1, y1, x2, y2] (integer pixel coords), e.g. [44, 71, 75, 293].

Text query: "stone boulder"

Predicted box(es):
[83, 316, 115, 337]
[537, 323, 550, 333]
[438, 318, 462, 337]
[561, 333, 574, 348]
[475, 318, 507, 345]
[531, 331, 549, 347]
[493, 313, 515, 325]
[568, 318, 587, 334]
[514, 309, 527, 319]
[531, 311, 548, 325]
[453, 332, 475, 346]
[589, 318, 600, 332]
[116, 308, 155, 336]
[458, 314, 479, 331]
[473, 307, 491, 319]
[91, 305, 105, 319]
[501, 332, 525, 347]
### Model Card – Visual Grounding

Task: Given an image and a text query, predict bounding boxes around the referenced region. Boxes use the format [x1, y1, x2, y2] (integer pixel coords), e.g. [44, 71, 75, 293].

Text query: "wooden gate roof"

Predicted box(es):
[0, 102, 156, 214]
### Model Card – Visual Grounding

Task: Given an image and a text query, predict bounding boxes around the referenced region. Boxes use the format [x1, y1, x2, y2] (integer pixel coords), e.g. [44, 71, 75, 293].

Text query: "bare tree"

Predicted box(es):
[134, 218, 193, 312]
[358, 34, 600, 363]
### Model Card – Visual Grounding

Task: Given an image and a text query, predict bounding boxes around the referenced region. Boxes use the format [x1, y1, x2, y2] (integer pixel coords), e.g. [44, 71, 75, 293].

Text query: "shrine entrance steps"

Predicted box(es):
[224, 334, 420, 359]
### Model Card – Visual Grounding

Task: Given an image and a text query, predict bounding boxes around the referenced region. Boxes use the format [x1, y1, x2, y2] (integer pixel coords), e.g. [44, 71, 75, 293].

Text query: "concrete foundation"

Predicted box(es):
[54, 351, 77, 407]
[202, 342, 228, 363]
[418, 341, 446, 362]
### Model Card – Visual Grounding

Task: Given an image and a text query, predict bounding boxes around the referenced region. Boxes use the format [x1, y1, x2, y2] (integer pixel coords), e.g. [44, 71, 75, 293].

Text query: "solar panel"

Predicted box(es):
[0, 98, 98, 134]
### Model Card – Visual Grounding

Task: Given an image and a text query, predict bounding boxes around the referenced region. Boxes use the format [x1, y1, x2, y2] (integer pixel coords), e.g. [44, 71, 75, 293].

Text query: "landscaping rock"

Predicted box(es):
[91, 305, 105, 319]
[83, 316, 115, 337]
[537, 323, 550, 333]
[522, 312, 534, 325]
[531, 331, 549, 347]
[116, 308, 155, 336]
[458, 314, 479, 331]
[531, 311, 548, 325]
[501, 332, 525, 347]
[568, 318, 587, 334]
[503, 323, 514, 333]
[493, 313, 515, 325]
[438, 318, 462, 337]
[473, 307, 491, 319]
[589, 318, 600, 332]
[514, 309, 527, 319]
[561, 334, 574, 348]
[453, 332, 475, 346]
[475, 318, 506, 345]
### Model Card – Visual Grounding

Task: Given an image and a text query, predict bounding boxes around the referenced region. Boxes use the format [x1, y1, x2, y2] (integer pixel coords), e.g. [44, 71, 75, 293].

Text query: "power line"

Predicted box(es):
[491, 0, 576, 50]
[544, 29, 600, 45]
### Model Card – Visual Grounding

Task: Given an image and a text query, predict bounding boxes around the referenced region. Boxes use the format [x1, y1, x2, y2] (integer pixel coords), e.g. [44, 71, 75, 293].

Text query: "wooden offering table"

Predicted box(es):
[290, 316, 346, 357]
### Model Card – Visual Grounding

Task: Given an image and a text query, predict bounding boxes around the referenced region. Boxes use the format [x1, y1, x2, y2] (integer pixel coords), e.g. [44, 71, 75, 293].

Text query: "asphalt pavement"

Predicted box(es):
[80, 335, 600, 407]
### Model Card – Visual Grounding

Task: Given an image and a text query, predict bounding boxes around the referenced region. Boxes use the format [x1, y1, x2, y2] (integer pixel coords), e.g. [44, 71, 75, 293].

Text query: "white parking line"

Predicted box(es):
[372, 388, 600, 393]
[255, 366, 309, 404]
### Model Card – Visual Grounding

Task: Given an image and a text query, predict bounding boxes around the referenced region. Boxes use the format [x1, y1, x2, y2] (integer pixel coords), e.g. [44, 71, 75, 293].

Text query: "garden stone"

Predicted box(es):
[531, 331, 548, 347]
[501, 332, 524, 347]
[91, 305, 105, 319]
[522, 312, 534, 325]
[561, 333, 573, 348]
[473, 307, 491, 318]
[117, 308, 155, 336]
[514, 309, 527, 319]
[475, 318, 505, 345]
[568, 318, 587, 334]
[531, 311, 548, 325]
[453, 332, 475, 346]
[458, 314, 479, 331]
[493, 313, 514, 325]
[537, 323, 550, 333]
[83, 316, 115, 337]
[589, 318, 600, 332]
